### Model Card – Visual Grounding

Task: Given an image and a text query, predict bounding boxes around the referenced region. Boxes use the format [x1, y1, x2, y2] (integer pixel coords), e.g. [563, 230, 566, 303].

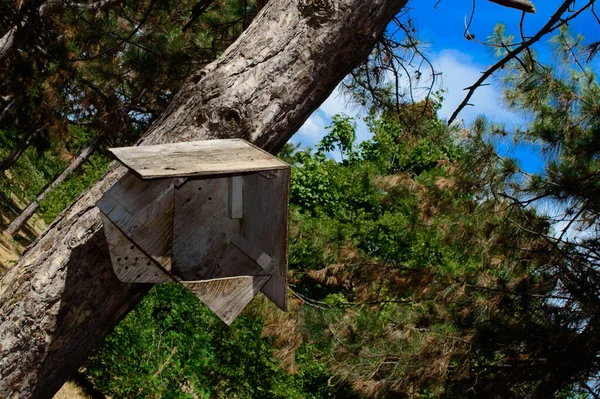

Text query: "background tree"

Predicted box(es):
[258, 27, 600, 399]
[0, 0, 257, 235]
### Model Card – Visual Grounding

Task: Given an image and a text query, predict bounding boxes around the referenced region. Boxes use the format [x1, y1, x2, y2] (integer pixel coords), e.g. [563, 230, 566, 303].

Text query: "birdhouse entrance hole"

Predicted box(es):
[97, 139, 289, 324]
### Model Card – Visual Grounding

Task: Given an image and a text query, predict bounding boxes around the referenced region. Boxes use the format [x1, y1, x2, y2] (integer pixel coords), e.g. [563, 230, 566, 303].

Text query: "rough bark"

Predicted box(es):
[0, 0, 407, 397]
[5, 134, 104, 236]
[0, 127, 44, 174]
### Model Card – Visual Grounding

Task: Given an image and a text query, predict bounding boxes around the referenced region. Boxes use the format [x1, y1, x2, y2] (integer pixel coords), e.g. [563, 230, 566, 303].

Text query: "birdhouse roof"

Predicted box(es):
[109, 139, 289, 179]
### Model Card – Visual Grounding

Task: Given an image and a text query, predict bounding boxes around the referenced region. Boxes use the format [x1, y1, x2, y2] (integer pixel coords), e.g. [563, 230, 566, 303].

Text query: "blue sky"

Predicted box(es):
[293, 0, 598, 172]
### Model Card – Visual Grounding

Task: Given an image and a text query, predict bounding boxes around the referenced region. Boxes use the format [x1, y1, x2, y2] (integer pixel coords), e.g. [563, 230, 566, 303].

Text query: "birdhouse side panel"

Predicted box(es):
[98, 171, 174, 271]
[242, 168, 290, 311]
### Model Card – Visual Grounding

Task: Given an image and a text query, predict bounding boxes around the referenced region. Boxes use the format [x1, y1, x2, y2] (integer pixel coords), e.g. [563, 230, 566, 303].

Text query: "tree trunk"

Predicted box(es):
[0, 28, 16, 64]
[0, 0, 407, 397]
[0, 96, 16, 125]
[5, 134, 104, 236]
[0, 127, 44, 174]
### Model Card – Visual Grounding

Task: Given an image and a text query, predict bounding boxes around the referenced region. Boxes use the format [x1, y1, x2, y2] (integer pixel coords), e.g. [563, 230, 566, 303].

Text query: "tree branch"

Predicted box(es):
[488, 0, 536, 13]
[448, 0, 591, 125]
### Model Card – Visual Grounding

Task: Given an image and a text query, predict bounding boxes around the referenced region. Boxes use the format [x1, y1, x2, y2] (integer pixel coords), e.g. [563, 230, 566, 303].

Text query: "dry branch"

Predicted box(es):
[488, 0, 536, 13]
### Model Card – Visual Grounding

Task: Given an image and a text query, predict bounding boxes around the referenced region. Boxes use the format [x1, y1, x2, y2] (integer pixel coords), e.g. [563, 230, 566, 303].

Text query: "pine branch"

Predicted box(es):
[182, 0, 217, 32]
[448, 0, 591, 125]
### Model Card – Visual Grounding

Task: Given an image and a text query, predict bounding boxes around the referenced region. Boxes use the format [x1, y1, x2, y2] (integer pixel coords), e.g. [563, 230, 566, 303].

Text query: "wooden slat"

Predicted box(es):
[230, 234, 273, 270]
[183, 275, 270, 325]
[216, 242, 268, 278]
[243, 168, 290, 310]
[110, 139, 288, 179]
[101, 213, 174, 283]
[227, 176, 243, 219]
[171, 177, 241, 280]
[97, 171, 174, 270]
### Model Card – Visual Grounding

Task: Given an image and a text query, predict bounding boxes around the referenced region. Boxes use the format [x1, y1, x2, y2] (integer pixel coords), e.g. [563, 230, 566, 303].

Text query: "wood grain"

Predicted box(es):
[228, 176, 243, 219]
[110, 139, 288, 179]
[243, 168, 290, 310]
[183, 275, 270, 325]
[171, 177, 241, 280]
[230, 234, 273, 271]
[100, 214, 174, 283]
[97, 171, 174, 270]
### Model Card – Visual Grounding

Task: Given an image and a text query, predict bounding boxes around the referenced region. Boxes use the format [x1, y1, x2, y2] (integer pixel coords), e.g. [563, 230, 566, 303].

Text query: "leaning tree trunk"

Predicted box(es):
[0, 0, 407, 397]
[5, 134, 104, 236]
[0, 127, 44, 175]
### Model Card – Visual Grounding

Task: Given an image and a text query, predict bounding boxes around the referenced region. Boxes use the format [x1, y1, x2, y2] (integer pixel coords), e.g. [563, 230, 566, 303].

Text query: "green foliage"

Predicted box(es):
[85, 285, 214, 398]
[38, 150, 110, 223]
[85, 285, 350, 399]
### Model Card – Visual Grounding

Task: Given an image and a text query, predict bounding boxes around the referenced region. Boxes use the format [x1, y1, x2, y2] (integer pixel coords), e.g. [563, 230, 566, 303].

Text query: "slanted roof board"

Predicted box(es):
[109, 139, 289, 179]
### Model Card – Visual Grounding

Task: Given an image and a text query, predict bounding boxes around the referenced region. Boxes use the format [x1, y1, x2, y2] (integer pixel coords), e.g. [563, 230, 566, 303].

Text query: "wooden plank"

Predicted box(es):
[230, 234, 273, 270]
[227, 176, 243, 219]
[258, 170, 280, 179]
[97, 171, 174, 270]
[110, 139, 288, 179]
[171, 177, 242, 280]
[216, 242, 268, 278]
[182, 275, 270, 325]
[242, 167, 290, 310]
[101, 213, 174, 283]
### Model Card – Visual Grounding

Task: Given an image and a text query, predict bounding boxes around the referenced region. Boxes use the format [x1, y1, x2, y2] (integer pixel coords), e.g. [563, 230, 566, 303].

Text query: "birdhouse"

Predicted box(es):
[97, 139, 290, 325]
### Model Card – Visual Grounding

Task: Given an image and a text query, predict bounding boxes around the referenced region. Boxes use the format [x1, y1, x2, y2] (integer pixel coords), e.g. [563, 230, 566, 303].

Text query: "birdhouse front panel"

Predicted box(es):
[97, 139, 290, 325]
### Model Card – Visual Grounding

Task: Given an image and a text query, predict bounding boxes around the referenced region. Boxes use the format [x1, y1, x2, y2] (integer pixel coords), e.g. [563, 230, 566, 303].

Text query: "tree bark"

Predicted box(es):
[0, 0, 407, 397]
[5, 134, 104, 236]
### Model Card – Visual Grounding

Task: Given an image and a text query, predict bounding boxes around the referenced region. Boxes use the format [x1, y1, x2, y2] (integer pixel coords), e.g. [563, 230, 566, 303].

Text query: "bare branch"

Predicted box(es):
[488, 0, 536, 13]
[448, 0, 591, 125]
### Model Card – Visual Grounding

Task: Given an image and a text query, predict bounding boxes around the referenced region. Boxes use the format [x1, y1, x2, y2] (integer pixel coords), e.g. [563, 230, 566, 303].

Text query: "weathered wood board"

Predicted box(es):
[243, 169, 289, 310]
[171, 177, 242, 280]
[228, 176, 243, 219]
[101, 214, 174, 283]
[97, 171, 174, 270]
[183, 275, 271, 325]
[110, 139, 288, 179]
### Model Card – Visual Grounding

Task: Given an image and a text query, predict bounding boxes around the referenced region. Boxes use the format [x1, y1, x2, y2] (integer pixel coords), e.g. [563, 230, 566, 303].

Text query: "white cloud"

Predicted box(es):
[292, 48, 526, 150]
[319, 88, 349, 117]
[434, 49, 524, 126]
[294, 113, 325, 148]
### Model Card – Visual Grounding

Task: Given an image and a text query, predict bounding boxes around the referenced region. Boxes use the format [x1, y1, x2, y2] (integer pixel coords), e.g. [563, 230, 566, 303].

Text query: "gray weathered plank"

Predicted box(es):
[97, 171, 174, 270]
[243, 168, 290, 310]
[110, 139, 288, 179]
[101, 213, 174, 283]
[183, 275, 270, 325]
[230, 234, 273, 271]
[227, 176, 243, 219]
[171, 177, 241, 280]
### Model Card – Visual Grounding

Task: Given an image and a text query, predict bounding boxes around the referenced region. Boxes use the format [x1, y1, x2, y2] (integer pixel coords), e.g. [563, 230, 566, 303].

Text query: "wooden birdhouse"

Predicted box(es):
[97, 139, 290, 325]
